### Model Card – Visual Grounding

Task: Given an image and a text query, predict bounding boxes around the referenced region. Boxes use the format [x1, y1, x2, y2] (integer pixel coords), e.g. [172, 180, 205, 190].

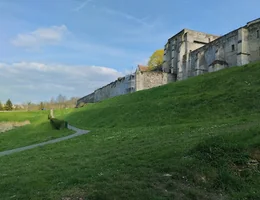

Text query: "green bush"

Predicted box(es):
[50, 118, 68, 130]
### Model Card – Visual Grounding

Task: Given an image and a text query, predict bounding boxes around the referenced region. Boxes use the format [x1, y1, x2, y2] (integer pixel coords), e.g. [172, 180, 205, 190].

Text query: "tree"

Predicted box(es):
[39, 102, 44, 110]
[0, 102, 3, 111]
[69, 97, 79, 105]
[56, 94, 67, 109]
[50, 97, 55, 104]
[5, 99, 13, 111]
[27, 101, 32, 111]
[148, 49, 164, 70]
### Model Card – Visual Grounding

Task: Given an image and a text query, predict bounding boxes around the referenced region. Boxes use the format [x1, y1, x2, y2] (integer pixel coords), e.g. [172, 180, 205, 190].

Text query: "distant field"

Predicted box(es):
[0, 111, 39, 122]
[0, 63, 260, 199]
[0, 110, 73, 151]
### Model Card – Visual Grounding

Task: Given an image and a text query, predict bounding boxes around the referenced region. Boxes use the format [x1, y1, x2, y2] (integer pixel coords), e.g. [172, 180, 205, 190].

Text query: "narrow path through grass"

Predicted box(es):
[0, 124, 89, 157]
[0, 110, 73, 151]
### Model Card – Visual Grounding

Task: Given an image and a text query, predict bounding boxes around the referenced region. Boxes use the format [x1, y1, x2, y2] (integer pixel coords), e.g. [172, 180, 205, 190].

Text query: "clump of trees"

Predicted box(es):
[0, 95, 79, 112]
[39, 102, 44, 110]
[0, 102, 3, 111]
[0, 99, 13, 111]
[32, 95, 79, 110]
[44, 94, 78, 110]
[22, 95, 78, 111]
[148, 49, 164, 71]
[5, 99, 13, 111]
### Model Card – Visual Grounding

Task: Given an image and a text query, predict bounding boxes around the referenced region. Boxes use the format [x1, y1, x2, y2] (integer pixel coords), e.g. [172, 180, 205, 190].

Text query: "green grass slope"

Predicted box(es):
[67, 62, 260, 129]
[0, 63, 260, 200]
[0, 110, 73, 151]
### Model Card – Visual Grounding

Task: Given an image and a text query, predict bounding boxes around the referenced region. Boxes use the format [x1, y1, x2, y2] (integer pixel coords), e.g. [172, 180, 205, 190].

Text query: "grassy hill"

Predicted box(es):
[66, 62, 260, 129]
[0, 63, 260, 199]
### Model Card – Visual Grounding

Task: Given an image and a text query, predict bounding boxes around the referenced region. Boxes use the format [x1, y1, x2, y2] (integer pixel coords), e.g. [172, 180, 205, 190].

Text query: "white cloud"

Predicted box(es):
[73, 0, 93, 12]
[0, 62, 123, 104]
[11, 25, 68, 49]
[102, 7, 151, 27]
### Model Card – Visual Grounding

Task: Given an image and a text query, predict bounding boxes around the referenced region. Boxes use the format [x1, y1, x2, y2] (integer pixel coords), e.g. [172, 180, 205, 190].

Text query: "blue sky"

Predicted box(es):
[0, 0, 259, 104]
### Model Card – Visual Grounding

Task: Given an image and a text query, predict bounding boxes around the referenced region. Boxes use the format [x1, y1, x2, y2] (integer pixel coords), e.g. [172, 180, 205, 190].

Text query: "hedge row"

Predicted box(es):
[48, 114, 68, 130]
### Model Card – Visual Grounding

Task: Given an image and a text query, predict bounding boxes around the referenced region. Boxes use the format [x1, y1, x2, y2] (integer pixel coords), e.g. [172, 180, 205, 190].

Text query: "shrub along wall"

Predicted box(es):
[48, 113, 68, 130]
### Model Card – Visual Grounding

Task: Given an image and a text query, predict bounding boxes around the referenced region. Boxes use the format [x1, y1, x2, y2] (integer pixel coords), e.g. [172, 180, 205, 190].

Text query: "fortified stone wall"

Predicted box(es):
[189, 19, 260, 77]
[189, 29, 239, 77]
[163, 18, 260, 81]
[135, 71, 174, 91]
[76, 92, 94, 107]
[94, 74, 135, 102]
[76, 74, 135, 106]
[77, 18, 260, 107]
[163, 29, 219, 81]
[76, 71, 174, 106]
[247, 20, 260, 63]
[182, 30, 220, 80]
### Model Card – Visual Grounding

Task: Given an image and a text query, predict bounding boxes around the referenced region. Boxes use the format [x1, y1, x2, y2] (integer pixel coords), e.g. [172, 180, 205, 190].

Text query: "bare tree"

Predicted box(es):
[56, 94, 67, 109]
[27, 101, 32, 111]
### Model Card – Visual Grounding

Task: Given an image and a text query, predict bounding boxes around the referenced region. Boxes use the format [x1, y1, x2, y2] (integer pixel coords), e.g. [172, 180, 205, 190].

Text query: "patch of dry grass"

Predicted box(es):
[0, 120, 30, 133]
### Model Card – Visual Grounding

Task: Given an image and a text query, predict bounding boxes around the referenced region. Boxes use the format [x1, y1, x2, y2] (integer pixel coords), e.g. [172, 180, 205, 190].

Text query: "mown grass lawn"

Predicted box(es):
[0, 63, 260, 199]
[0, 110, 73, 151]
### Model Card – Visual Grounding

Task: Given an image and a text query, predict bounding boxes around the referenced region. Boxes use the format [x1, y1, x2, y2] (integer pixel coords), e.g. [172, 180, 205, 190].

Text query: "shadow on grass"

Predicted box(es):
[185, 127, 260, 199]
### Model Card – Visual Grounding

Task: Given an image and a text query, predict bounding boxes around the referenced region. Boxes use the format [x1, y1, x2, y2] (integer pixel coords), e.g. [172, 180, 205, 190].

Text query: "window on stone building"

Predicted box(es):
[232, 44, 235, 51]
[257, 30, 260, 38]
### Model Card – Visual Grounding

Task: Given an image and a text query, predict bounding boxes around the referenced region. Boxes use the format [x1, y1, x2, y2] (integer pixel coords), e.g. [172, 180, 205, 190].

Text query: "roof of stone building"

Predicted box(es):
[138, 65, 149, 72]
[247, 18, 260, 26]
[167, 28, 220, 42]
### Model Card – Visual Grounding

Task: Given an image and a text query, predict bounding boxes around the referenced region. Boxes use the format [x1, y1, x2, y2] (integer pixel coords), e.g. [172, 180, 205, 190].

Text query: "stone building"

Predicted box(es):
[162, 29, 219, 80]
[77, 18, 260, 107]
[163, 18, 260, 80]
[135, 65, 174, 91]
